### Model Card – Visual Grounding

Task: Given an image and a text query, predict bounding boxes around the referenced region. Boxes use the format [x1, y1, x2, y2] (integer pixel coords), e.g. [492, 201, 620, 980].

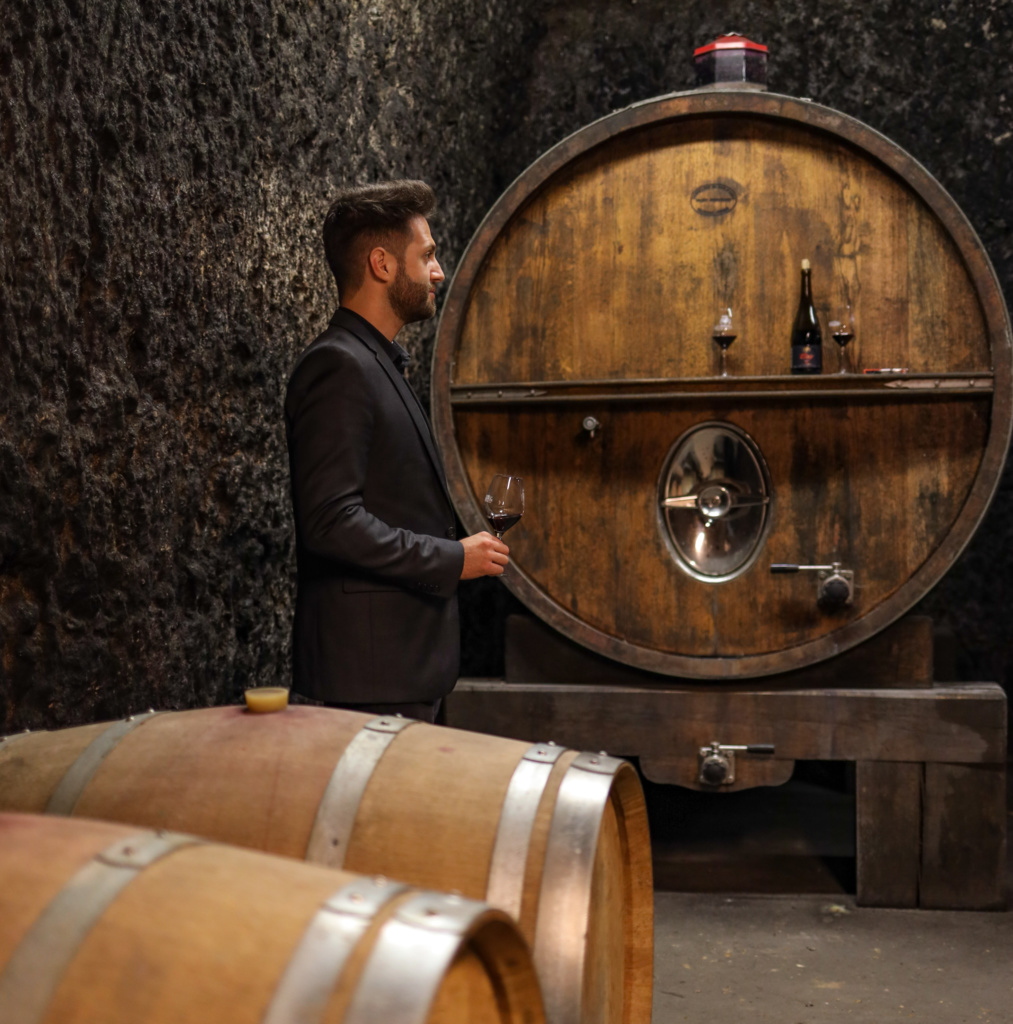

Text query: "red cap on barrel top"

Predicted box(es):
[694, 33, 769, 88]
[693, 34, 769, 56]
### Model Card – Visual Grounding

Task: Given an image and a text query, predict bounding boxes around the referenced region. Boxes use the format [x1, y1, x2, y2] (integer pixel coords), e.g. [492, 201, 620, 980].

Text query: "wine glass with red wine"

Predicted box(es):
[712, 307, 736, 377]
[829, 305, 855, 374]
[484, 474, 524, 540]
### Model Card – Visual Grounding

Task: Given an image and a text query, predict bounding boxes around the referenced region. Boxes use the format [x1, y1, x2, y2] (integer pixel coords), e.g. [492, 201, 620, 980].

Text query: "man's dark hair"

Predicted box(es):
[323, 180, 436, 299]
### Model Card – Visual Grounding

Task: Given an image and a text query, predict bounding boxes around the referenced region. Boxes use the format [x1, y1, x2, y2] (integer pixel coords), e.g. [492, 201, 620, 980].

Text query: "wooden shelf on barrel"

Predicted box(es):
[450, 371, 996, 405]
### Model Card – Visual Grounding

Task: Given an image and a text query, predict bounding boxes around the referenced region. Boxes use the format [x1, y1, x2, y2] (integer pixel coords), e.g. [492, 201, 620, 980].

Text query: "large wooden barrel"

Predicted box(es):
[432, 88, 1012, 679]
[0, 812, 543, 1024]
[0, 706, 652, 1024]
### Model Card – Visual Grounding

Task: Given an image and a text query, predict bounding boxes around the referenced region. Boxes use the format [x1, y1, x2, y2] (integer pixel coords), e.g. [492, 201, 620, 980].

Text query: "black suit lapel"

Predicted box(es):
[336, 313, 454, 510]
[374, 349, 454, 503]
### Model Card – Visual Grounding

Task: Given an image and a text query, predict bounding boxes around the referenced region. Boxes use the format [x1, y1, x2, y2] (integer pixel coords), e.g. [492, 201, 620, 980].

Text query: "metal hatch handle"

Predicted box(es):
[662, 485, 769, 516]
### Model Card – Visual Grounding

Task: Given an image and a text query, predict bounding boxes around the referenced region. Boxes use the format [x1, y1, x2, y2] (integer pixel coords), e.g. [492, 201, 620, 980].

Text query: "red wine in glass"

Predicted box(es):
[712, 307, 736, 377]
[829, 306, 855, 374]
[487, 512, 522, 535]
[484, 474, 524, 539]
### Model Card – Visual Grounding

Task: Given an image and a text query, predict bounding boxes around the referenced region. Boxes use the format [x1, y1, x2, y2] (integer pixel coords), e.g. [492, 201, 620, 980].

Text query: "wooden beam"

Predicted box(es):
[856, 761, 921, 908]
[920, 762, 1007, 910]
[446, 681, 1007, 765]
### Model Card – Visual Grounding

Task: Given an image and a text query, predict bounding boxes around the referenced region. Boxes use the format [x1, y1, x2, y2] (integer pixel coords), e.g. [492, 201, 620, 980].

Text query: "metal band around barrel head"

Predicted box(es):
[305, 716, 420, 868]
[486, 741, 568, 919]
[0, 830, 201, 1024]
[532, 751, 626, 1024]
[46, 711, 161, 816]
[343, 892, 490, 1024]
[262, 876, 409, 1024]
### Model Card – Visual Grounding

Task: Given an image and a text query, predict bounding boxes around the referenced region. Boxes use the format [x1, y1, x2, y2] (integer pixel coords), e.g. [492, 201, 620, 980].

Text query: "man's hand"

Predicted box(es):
[460, 532, 509, 579]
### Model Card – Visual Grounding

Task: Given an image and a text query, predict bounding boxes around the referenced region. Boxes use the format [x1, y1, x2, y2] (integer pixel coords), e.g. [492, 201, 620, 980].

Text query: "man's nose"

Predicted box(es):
[432, 259, 445, 283]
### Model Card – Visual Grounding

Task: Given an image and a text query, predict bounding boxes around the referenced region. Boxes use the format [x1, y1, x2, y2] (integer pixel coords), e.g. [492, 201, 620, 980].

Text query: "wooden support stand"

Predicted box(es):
[446, 615, 1008, 910]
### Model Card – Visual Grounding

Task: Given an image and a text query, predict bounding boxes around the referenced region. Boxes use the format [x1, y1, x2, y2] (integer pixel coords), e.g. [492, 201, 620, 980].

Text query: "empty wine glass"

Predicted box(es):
[484, 474, 524, 539]
[712, 307, 737, 377]
[828, 306, 855, 374]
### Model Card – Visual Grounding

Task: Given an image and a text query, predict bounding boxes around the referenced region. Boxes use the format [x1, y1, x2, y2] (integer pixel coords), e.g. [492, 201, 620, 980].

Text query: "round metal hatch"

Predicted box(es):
[658, 422, 772, 582]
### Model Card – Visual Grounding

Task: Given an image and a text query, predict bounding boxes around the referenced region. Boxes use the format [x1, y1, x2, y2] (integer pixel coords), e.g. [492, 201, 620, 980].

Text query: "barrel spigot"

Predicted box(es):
[698, 740, 775, 786]
[770, 561, 854, 608]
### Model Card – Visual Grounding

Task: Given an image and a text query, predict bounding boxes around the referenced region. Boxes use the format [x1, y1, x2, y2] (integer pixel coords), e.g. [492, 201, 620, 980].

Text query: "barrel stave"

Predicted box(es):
[0, 723, 110, 814]
[43, 841, 337, 1024]
[74, 706, 367, 858]
[341, 720, 529, 899]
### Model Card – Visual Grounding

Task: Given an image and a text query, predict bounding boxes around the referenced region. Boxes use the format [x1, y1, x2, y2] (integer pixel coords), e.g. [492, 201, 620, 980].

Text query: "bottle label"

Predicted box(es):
[792, 344, 822, 371]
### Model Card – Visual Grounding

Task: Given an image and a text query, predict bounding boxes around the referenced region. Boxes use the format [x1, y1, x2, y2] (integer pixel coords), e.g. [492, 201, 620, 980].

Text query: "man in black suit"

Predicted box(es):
[285, 181, 507, 723]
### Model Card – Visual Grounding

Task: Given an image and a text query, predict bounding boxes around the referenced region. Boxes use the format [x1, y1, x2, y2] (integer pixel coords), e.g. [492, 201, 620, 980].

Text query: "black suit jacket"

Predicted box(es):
[285, 308, 465, 703]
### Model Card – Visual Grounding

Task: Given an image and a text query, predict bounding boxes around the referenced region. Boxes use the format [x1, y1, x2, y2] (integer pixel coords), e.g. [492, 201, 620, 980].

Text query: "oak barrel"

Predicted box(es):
[432, 88, 1013, 678]
[0, 812, 544, 1024]
[0, 706, 653, 1024]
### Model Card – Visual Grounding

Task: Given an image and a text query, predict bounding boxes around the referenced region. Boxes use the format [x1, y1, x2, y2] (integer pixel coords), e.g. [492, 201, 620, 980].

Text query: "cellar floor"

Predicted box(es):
[648, 771, 1012, 1023]
[651, 885, 1013, 1024]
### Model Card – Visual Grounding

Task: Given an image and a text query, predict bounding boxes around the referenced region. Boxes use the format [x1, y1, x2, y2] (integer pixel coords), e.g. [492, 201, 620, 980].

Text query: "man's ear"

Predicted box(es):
[367, 245, 394, 283]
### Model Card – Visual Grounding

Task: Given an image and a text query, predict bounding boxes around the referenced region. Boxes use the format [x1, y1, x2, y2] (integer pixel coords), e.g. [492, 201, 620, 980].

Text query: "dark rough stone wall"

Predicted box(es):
[2, 0, 1012, 730]
[0, 0, 533, 729]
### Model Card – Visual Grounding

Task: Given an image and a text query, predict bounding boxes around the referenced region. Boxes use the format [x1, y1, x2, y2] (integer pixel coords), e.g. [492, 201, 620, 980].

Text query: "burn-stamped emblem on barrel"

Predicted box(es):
[690, 182, 738, 216]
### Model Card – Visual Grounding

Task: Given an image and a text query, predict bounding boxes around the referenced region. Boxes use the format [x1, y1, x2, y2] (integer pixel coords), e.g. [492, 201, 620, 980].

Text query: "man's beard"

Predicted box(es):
[389, 261, 436, 323]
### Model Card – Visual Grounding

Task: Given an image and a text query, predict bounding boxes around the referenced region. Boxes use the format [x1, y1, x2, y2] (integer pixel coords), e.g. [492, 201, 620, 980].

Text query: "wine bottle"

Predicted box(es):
[790, 258, 822, 374]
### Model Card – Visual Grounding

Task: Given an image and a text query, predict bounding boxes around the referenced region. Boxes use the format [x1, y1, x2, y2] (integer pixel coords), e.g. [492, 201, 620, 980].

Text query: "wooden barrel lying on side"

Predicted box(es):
[0, 812, 544, 1024]
[0, 705, 653, 1024]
